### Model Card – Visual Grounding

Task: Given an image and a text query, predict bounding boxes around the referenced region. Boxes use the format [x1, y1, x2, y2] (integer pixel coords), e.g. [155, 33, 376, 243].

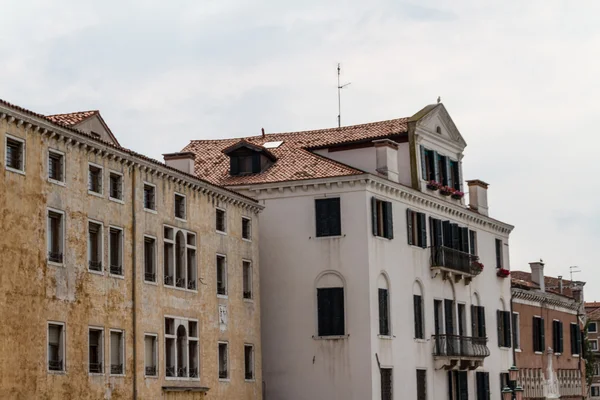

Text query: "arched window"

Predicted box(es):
[165, 317, 199, 379]
[163, 226, 197, 290]
[413, 281, 424, 339]
[436, 126, 442, 134]
[378, 274, 390, 336]
[316, 272, 345, 337]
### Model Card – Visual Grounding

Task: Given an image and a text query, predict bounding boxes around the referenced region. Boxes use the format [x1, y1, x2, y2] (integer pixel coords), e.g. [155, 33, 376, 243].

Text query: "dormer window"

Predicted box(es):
[420, 146, 461, 191]
[232, 154, 260, 175]
[223, 140, 277, 177]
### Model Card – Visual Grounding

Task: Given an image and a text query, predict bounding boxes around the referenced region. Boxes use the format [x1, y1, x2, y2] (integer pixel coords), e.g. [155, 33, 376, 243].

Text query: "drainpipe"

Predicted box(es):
[510, 289, 516, 367]
[131, 166, 138, 399]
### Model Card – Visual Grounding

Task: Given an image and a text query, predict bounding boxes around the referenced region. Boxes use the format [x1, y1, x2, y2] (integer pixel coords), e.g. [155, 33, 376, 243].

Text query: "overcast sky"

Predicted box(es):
[2, 1, 599, 298]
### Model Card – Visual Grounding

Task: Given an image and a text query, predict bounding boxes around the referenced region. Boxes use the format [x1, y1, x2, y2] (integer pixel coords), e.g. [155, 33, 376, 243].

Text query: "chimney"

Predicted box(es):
[558, 275, 563, 294]
[163, 152, 196, 175]
[373, 139, 399, 183]
[529, 261, 545, 292]
[572, 283, 584, 303]
[466, 179, 489, 216]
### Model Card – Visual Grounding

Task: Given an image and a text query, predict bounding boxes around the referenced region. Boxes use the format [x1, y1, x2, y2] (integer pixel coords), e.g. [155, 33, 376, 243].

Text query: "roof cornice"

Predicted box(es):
[0, 103, 262, 213]
[512, 288, 580, 312]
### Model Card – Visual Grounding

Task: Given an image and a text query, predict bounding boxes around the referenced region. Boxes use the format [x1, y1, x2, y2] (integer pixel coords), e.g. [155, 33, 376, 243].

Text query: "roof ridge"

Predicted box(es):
[47, 110, 99, 117]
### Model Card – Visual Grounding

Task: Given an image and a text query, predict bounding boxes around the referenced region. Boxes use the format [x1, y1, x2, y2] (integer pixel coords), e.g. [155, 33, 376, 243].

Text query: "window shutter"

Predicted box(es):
[469, 230, 477, 255]
[444, 300, 454, 335]
[372, 197, 379, 237]
[541, 317, 545, 351]
[433, 151, 440, 183]
[252, 153, 261, 173]
[479, 307, 487, 338]
[439, 155, 448, 186]
[451, 224, 460, 250]
[458, 371, 468, 400]
[420, 146, 427, 180]
[559, 321, 564, 353]
[384, 201, 394, 240]
[445, 156, 452, 187]
[317, 288, 330, 336]
[497, 310, 503, 347]
[471, 305, 478, 337]
[406, 208, 413, 245]
[504, 312, 512, 348]
[230, 156, 239, 175]
[460, 227, 469, 253]
[332, 288, 345, 336]
[418, 213, 426, 248]
[379, 289, 389, 336]
[414, 295, 423, 339]
[442, 220, 452, 247]
[533, 318, 539, 352]
[483, 372, 490, 400]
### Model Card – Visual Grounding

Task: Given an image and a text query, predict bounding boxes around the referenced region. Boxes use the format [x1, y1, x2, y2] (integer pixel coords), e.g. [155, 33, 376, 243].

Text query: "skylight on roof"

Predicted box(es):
[263, 141, 283, 149]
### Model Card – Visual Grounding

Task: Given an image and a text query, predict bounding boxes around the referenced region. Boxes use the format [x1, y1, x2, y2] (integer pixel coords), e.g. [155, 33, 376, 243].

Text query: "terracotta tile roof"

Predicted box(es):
[511, 270, 581, 299]
[183, 117, 410, 186]
[46, 110, 98, 126]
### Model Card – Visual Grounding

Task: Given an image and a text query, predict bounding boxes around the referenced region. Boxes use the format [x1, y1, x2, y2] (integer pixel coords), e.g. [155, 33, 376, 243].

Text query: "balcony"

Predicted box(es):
[430, 245, 482, 282]
[432, 334, 490, 370]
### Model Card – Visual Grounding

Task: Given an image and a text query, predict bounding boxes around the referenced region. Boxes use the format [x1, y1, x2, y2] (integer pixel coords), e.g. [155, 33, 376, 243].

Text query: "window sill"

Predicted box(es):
[499, 347, 511, 351]
[216, 230, 227, 236]
[217, 294, 229, 299]
[175, 217, 187, 223]
[48, 178, 65, 187]
[109, 374, 125, 378]
[88, 190, 104, 198]
[414, 338, 427, 343]
[145, 374, 158, 379]
[515, 348, 522, 353]
[242, 237, 252, 243]
[109, 197, 124, 204]
[89, 372, 105, 377]
[219, 378, 231, 383]
[373, 235, 393, 241]
[535, 351, 544, 355]
[144, 208, 157, 215]
[165, 284, 198, 294]
[314, 234, 344, 240]
[573, 354, 580, 357]
[48, 370, 66, 375]
[48, 261, 65, 268]
[245, 378, 256, 382]
[313, 335, 348, 340]
[88, 269, 104, 276]
[165, 376, 201, 382]
[378, 335, 393, 340]
[243, 298, 254, 303]
[408, 244, 427, 249]
[144, 279, 158, 286]
[5, 166, 25, 175]
[109, 274, 125, 280]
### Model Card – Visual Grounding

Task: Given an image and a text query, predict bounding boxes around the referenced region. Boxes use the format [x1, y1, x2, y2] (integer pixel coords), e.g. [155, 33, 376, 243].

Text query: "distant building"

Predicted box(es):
[0, 99, 263, 399]
[511, 264, 585, 399]
[186, 103, 515, 400]
[585, 301, 600, 397]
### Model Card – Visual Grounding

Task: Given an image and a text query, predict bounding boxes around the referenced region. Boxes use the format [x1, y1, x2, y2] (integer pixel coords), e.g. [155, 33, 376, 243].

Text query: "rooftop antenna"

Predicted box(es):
[569, 265, 581, 282]
[337, 63, 351, 128]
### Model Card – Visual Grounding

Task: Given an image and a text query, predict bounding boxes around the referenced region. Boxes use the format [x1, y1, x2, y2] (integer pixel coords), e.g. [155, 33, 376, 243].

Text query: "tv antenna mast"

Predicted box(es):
[569, 265, 581, 282]
[337, 63, 351, 128]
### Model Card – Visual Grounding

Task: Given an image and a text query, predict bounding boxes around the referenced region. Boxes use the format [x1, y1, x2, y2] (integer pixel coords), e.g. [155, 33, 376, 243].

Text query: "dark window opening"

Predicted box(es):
[533, 316, 545, 353]
[175, 194, 186, 219]
[217, 255, 227, 296]
[379, 288, 390, 336]
[88, 222, 102, 271]
[417, 369, 427, 400]
[242, 217, 251, 240]
[317, 287, 345, 336]
[109, 228, 123, 275]
[144, 237, 156, 282]
[244, 345, 254, 380]
[570, 323, 581, 355]
[414, 294, 424, 339]
[497, 310, 511, 348]
[218, 342, 228, 379]
[89, 329, 103, 373]
[407, 209, 426, 247]
[143, 185, 155, 210]
[476, 371, 490, 400]
[6, 137, 24, 171]
[553, 320, 564, 354]
[373, 198, 393, 239]
[48, 151, 64, 182]
[243, 261, 252, 299]
[88, 165, 102, 193]
[381, 368, 393, 400]
[48, 211, 63, 263]
[216, 208, 226, 232]
[471, 305, 486, 338]
[315, 198, 341, 237]
[48, 324, 64, 371]
[230, 153, 261, 176]
[109, 173, 122, 200]
[448, 370, 469, 400]
[495, 239, 503, 269]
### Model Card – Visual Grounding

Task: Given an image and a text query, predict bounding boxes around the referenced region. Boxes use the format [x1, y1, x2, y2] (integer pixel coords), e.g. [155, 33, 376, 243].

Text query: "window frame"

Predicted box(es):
[379, 287, 391, 337]
[591, 339, 599, 352]
[163, 316, 200, 381]
[108, 170, 124, 203]
[495, 238, 504, 269]
[144, 333, 158, 378]
[242, 216, 252, 241]
[216, 254, 228, 298]
[552, 319, 564, 355]
[416, 369, 427, 400]
[244, 344, 255, 381]
[48, 148, 65, 185]
[589, 321, 598, 333]
[512, 312, 520, 350]
[218, 341, 229, 381]
[143, 182, 157, 213]
[315, 197, 342, 238]
[242, 259, 253, 300]
[47, 207, 65, 266]
[109, 328, 125, 377]
[380, 367, 393, 400]
[216, 207, 227, 234]
[571, 322, 581, 356]
[5, 134, 25, 174]
[174, 192, 187, 221]
[592, 386, 600, 398]
[87, 219, 104, 274]
[162, 225, 197, 292]
[533, 315, 545, 353]
[108, 225, 124, 278]
[143, 234, 157, 284]
[406, 209, 426, 247]
[88, 162, 104, 196]
[88, 326, 104, 375]
[372, 197, 393, 240]
[316, 286, 346, 338]
[47, 321, 66, 373]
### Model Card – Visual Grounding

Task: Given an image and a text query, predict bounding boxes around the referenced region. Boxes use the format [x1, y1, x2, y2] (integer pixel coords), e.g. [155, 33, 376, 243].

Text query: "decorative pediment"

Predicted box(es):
[412, 104, 467, 149]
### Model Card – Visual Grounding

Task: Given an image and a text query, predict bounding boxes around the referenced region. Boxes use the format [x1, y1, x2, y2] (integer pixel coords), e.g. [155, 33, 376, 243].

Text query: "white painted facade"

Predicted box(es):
[229, 106, 515, 400]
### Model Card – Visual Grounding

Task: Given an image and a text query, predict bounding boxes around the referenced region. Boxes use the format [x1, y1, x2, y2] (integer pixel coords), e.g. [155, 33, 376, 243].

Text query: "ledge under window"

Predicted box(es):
[313, 334, 348, 340]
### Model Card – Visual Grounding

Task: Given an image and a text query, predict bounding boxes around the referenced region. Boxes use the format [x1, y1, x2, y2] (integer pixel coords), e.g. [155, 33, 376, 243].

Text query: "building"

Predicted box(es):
[585, 302, 600, 397]
[511, 264, 586, 399]
[0, 99, 263, 399]
[185, 103, 515, 400]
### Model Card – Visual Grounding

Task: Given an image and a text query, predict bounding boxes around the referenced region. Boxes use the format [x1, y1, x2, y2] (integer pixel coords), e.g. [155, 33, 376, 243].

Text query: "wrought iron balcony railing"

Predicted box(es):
[177, 366, 187, 377]
[188, 280, 196, 290]
[145, 366, 157, 376]
[166, 365, 175, 377]
[164, 275, 174, 286]
[245, 371, 254, 380]
[219, 370, 228, 379]
[430, 246, 482, 276]
[432, 334, 490, 359]
[176, 278, 186, 288]
[189, 367, 199, 378]
[110, 264, 123, 275]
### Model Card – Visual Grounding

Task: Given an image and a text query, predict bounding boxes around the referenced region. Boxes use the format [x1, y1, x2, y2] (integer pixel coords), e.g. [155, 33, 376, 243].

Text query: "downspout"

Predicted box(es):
[510, 289, 516, 366]
[131, 166, 138, 399]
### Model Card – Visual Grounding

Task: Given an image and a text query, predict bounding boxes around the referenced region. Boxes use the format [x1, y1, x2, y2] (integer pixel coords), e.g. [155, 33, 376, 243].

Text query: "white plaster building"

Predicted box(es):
[185, 103, 515, 400]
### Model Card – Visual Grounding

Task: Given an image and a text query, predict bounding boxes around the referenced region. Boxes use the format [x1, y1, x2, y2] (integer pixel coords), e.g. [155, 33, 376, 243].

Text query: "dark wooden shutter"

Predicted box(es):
[471, 305, 478, 337]
[315, 198, 341, 237]
[379, 289, 389, 336]
[541, 317, 545, 351]
[406, 209, 413, 245]
[460, 227, 469, 253]
[477, 372, 490, 400]
[512, 313, 518, 348]
[533, 317, 539, 352]
[479, 306, 487, 338]
[439, 155, 448, 185]
[433, 151, 440, 182]
[317, 288, 344, 336]
[451, 224, 460, 250]
[381, 368, 392, 400]
[559, 321, 564, 353]
[420, 146, 427, 180]
[497, 310, 504, 347]
[484, 372, 490, 400]
[251, 153, 261, 173]
[430, 218, 443, 247]
[503, 312, 511, 348]
[469, 230, 477, 255]
[230, 156, 239, 175]
[495, 239, 503, 268]
[444, 299, 454, 335]
[443, 221, 452, 247]
[414, 295, 423, 339]
[418, 212, 427, 248]
[458, 371, 468, 400]
[372, 197, 379, 237]
[384, 201, 394, 239]
[416, 370, 427, 400]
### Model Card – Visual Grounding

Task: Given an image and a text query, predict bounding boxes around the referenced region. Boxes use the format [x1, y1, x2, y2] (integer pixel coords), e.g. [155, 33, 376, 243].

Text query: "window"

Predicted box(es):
[469, 230, 477, 256]
[48, 150, 64, 182]
[592, 340, 599, 352]
[109, 227, 123, 276]
[414, 294, 424, 339]
[188, 320, 199, 378]
[6, 135, 25, 172]
[499, 373, 510, 398]
[380, 368, 392, 400]
[244, 344, 254, 380]
[406, 209, 426, 247]
[430, 218, 472, 255]
[315, 198, 341, 237]
[230, 153, 261, 175]
[590, 322, 598, 333]
[497, 310, 511, 348]
[47, 210, 64, 264]
[218, 342, 229, 379]
[552, 320, 564, 354]
[416, 369, 426, 400]
[110, 330, 124, 375]
[476, 371, 490, 400]
[144, 334, 157, 377]
[242, 217, 251, 240]
[317, 287, 345, 336]
[379, 288, 390, 336]
[594, 364, 600, 377]
[165, 318, 175, 377]
[88, 164, 103, 194]
[144, 236, 156, 282]
[512, 313, 520, 349]
[419, 146, 461, 190]
[533, 316, 545, 353]
[449, 370, 469, 400]
[89, 328, 103, 374]
[371, 198, 393, 239]
[186, 233, 197, 290]
[216, 255, 227, 296]
[243, 260, 252, 299]
[48, 322, 65, 372]
[471, 305, 487, 338]
[175, 194, 186, 219]
[571, 323, 581, 355]
[143, 184, 156, 211]
[164, 227, 174, 286]
[216, 208, 227, 233]
[495, 239, 503, 269]
[592, 386, 600, 397]
[109, 172, 123, 201]
[420, 146, 436, 182]
[88, 221, 103, 272]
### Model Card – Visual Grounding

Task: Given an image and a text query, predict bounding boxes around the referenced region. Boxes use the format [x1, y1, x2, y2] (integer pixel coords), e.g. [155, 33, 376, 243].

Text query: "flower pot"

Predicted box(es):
[426, 184, 439, 191]
[451, 194, 463, 199]
[440, 191, 452, 196]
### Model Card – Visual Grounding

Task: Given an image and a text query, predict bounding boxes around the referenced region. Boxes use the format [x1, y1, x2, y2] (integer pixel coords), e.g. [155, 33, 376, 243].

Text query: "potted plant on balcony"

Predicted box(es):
[439, 185, 454, 196]
[472, 261, 484, 271]
[451, 190, 465, 200]
[496, 268, 510, 278]
[426, 181, 441, 191]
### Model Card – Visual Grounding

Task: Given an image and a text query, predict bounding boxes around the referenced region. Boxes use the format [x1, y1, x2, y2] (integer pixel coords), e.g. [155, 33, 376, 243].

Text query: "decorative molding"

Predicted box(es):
[512, 288, 580, 312]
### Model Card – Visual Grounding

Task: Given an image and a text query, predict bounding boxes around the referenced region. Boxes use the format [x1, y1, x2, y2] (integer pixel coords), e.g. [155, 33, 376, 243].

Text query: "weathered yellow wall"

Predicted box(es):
[0, 115, 261, 400]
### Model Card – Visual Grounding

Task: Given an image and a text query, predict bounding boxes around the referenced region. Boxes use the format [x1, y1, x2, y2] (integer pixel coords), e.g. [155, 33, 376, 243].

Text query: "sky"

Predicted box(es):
[1, 0, 599, 297]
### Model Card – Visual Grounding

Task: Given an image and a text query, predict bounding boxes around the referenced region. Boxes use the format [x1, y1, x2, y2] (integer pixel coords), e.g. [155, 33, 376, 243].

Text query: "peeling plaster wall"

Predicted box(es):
[0, 118, 262, 400]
